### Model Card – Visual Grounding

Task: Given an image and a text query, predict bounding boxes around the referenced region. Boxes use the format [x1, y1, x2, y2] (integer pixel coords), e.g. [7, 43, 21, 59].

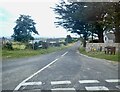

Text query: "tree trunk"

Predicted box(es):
[114, 26, 120, 43]
[83, 39, 86, 47]
[114, 2, 120, 43]
[83, 36, 87, 47]
[98, 30, 104, 43]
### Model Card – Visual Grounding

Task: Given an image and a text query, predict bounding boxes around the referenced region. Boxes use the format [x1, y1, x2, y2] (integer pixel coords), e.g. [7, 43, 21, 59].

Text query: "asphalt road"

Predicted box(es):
[2, 41, 120, 91]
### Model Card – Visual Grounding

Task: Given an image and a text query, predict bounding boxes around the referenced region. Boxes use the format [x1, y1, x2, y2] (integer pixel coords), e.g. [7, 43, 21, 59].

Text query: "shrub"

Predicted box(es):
[5, 42, 13, 50]
[34, 42, 39, 50]
[12, 42, 26, 50]
[42, 42, 48, 49]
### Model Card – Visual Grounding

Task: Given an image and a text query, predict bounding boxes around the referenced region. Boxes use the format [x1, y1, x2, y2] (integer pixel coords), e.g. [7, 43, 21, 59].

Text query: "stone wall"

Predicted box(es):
[86, 43, 120, 52]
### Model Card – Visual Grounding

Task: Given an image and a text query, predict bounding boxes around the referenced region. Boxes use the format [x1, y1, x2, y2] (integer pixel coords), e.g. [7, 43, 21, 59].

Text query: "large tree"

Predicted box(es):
[12, 15, 39, 43]
[103, 2, 120, 43]
[53, 1, 120, 44]
[53, 1, 92, 47]
[65, 35, 72, 43]
[52, 1, 105, 44]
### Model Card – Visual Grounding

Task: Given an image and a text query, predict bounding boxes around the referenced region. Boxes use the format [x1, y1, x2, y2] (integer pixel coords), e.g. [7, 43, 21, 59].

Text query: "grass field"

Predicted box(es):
[2, 45, 70, 59]
[79, 47, 119, 62]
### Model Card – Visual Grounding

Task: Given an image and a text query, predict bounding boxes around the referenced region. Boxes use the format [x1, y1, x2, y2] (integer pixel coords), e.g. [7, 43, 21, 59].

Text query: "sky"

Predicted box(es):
[0, 0, 79, 38]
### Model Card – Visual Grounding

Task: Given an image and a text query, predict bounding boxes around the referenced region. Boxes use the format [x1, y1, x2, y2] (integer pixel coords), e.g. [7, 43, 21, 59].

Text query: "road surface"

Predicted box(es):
[2, 41, 120, 91]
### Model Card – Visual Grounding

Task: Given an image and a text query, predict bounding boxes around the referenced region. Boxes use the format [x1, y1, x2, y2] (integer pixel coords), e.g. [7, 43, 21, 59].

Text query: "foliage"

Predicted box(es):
[12, 42, 26, 50]
[42, 42, 49, 49]
[52, 1, 104, 43]
[103, 2, 120, 43]
[2, 44, 70, 59]
[4, 42, 13, 50]
[65, 35, 72, 43]
[53, 1, 120, 44]
[33, 42, 39, 50]
[12, 15, 39, 43]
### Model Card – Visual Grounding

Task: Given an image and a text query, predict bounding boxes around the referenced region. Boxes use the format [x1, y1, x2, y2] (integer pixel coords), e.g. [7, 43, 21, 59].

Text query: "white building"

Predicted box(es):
[103, 31, 115, 44]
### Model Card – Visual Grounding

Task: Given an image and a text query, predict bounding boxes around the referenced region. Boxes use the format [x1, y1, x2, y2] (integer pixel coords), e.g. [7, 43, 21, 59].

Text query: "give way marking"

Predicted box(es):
[14, 51, 68, 90]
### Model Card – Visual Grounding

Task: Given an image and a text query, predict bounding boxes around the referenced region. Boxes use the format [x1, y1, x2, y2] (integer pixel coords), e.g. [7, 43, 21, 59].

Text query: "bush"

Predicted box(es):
[12, 42, 26, 50]
[55, 42, 60, 47]
[34, 42, 39, 50]
[42, 42, 48, 49]
[26, 43, 33, 49]
[4, 42, 13, 50]
[63, 42, 67, 46]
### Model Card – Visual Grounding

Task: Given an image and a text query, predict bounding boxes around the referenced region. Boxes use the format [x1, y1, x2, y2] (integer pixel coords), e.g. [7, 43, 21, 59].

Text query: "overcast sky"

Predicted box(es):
[0, 0, 78, 38]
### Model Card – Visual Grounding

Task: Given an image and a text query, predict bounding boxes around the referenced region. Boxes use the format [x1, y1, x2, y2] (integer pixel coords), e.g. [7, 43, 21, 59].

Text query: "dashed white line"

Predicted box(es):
[85, 86, 109, 91]
[14, 59, 58, 90]
[79, 80, 100, 84]
[51, 81, 71, 85]
[105, 79, 120, 83]
[21, 82, 42, 86]
[61, 51, 68, 57]
[116, 85, 120, 89]
[14, 51, 68, 90]
[51, 88, 75, 91]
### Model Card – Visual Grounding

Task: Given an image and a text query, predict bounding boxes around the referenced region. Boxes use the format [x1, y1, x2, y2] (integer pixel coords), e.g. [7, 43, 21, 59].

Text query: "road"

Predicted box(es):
[2, 41, 120, 91]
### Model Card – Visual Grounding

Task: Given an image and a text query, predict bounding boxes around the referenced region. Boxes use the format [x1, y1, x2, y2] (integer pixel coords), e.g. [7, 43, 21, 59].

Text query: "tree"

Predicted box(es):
[12, 15, 39, 43]
[63, 2, 106, 43]
[53, 1, 104, 46]
[103, 2, 120, 43]
[65, 35, 72, 43]
[52, 1, 91, 47]
[53, 1, 120, 45]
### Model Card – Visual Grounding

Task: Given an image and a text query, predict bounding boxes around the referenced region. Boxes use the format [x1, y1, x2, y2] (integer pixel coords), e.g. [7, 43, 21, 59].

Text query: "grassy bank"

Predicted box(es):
[2, 45, 71, 59]
[79, 47, 119, 62]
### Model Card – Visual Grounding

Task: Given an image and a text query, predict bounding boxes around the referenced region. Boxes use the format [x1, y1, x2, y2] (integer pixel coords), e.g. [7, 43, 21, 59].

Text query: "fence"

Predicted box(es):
[86, 43, 120, 53]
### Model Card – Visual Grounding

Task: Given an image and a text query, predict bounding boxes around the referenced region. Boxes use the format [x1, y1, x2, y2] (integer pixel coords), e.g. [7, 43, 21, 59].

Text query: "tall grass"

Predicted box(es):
[2, 46, 68, 59]
[79, 47, 119, 62]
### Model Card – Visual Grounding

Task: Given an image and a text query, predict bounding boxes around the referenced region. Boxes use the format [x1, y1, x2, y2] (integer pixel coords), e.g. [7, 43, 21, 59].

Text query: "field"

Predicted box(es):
[2, 45, 71, 59]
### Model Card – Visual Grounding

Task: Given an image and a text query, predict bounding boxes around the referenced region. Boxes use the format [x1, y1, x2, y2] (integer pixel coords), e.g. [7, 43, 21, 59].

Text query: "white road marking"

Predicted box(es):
[51, 88, 75, 90]
[116, 85, 120, 89]
[14, 58, 59, 90]
[105, 79, 120, 83]
[21, 82, 42, 86]
[61, 51, 68, 57]
[85, 86, 109, 91]
[79, 80, 100, 84]
[51, 81, 71, 85]
[14, 51, 68, 90]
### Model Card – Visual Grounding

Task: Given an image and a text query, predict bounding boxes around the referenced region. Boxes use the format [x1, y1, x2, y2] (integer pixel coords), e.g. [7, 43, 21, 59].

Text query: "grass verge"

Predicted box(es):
[2, 45, 71, 60]
[79, 47, 119, 62]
